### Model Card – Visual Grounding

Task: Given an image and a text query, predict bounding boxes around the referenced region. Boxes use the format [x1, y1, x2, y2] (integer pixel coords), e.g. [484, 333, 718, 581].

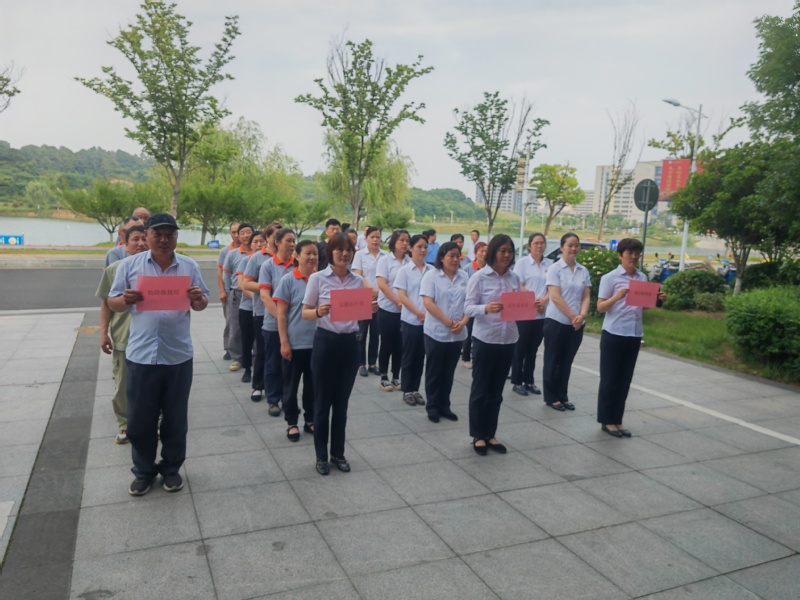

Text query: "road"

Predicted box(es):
[0, 267, 222, 311]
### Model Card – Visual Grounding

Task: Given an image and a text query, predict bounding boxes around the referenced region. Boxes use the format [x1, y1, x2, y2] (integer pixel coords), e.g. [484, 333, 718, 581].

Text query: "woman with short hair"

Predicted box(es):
[375, 230, 411, 391]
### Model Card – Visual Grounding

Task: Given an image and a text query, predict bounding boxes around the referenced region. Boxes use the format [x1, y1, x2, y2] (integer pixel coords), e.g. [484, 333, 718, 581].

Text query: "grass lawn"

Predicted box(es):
[586, 309, 799, 385]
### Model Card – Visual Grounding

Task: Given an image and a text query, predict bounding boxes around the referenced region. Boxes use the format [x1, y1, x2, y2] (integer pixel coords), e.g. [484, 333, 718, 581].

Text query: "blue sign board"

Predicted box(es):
[610, 239, 619, 251]
[0, 235, 24, 246]
[206, 239, 221, 249]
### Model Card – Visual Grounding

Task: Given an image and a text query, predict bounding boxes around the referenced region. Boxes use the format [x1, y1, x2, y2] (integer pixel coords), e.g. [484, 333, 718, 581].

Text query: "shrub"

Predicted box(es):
[578, 248, 620, 317]
[742, 261, 782, 291]
[694, 292, 726, 312]
[662, 269, 727, 311]
[726, 286, 800, 375]
[778, 259, 800, 286]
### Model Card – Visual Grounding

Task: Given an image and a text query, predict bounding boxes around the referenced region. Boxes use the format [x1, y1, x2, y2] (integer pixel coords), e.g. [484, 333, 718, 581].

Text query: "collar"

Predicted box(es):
[273, 254, 294, 267]
[260, 247, 269, 255]
[145, 250, 178, 269]
[228, 242, 236, 250]
[292, 267, 311, 281]
[472, 260, 481, 270]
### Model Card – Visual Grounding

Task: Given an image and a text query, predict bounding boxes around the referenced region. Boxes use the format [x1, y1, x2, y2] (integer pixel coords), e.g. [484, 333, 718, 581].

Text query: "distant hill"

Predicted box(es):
[409, 187, 483, 221]
[0, 141, 154, 209]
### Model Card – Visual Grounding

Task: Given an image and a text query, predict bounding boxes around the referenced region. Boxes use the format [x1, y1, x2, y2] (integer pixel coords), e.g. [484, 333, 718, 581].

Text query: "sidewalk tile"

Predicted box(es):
[183, 449, 285, 492]
[644, 429, 743, 460]
[526, 444, 630, 481]
[350, 433, 444, 469]
[728, 555, 800, 600]
[585, 437, 691, 470]
[639, 576, 761, 599]
[185, 424, 266, 458]
[716, 495, 800, 552]
[452, 451, 564, 492]
[250, 580, 359, 599]
[290, 470, 405, 520]
[703, 450, 800, 493]
[377, 459, 489, 505]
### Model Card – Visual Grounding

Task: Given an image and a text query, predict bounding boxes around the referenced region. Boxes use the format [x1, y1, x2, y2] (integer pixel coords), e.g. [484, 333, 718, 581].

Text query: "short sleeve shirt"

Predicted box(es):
[273, 268, 316, 349]
[375, 253, 410, 313]
[464, 266, 521, 345]
[104, 245, 128, 269]
[352, 248, 387, 288]
[234, 250, 255, 311]
[394, 262, 434, 326]
[514, 255, 553, 301]
[223, 248, 241, 291]
[545, 259, 591, 325]
[420, 268, 469, 343]
[219, 243, 235, 290]
[258, 255, 296, 332]
[303, 266, 365, 334]
[599, 265, 648, 337]
[95, 260, 131, 350]
[243, 249, 272, 317]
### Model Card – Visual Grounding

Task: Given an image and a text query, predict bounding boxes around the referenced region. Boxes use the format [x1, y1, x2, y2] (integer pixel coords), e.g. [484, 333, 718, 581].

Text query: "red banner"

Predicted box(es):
[659, 159, 691, 200]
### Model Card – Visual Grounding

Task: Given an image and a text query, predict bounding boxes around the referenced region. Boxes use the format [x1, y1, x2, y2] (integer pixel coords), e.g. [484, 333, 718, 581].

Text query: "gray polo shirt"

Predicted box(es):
[273, 268, 316, 350]
[258, 255, 296, 332]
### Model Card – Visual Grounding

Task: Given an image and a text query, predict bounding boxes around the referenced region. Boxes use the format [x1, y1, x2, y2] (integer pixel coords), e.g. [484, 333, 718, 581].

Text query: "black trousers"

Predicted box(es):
[252, 315, 265, 391]
[378, 308, 402, 378]
[126, 359, 192, 480]
[597, 331, 641, 425]
[238, 308, 254, 370]
[511, 319, 545, 386]
[468, 339, 514, 439]
[312, 329, 359, 461]
[400, 322, 425, 393]
[542, 319, 584, 406]
[282, 348, 314, 426]
[263, 330, 283, 405]
[424, 336, 462, 417]
[358, 317, 379, 367]
[461, 318, 474, 361]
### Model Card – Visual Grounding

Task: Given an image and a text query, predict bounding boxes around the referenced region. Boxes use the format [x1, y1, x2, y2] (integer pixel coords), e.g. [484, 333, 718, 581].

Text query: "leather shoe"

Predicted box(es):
[618, 428, 632, 438]
[562, 402, 575, 411]
[440, 411, 458, 421]
[303, 422, 314, 434]
[286, 426, 300, 442]
[330, 456, 351, 472]
[428, 414, 440, 423]
[486, 439, 507, 454]
[548, 402, 566, 411]
[526, 384, 541, 395]
[359, 365, 368, 377]
[602, 425, 623, 438]
[315, 459, 330, 475]
[473, 439, 488, 456]
[512, 384, 528, 396]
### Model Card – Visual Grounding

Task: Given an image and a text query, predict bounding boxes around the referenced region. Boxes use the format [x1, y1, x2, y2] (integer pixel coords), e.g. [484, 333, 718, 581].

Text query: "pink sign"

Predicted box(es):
[137, 275, 192, 311]
[330, 288, 373, 322]
[626, 280, 660, 308]
[500, 291, 536, 322]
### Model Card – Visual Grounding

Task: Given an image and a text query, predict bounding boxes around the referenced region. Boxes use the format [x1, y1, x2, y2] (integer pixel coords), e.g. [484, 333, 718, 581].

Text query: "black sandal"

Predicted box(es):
[473, 438, 488, 456]
[287, 426, 300, 442]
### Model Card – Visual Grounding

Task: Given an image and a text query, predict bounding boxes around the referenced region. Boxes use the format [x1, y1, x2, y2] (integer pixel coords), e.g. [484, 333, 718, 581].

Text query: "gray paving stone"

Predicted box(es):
[754, 415, 800, 438]
[290, 469, 406, 520]
[526, 443, 630, 481]
[205, 523, 347, 600]
[575, 472, 701, 520]
[344, 395, 384, 415]
[85, 436, 132, 469]
[352, 557, 498, 599]
[82, 465, 190, 507]
[74, 494, 201, 560]
[70, 541, 216, 600]
[416, 427, 480, 459]
[703, 450, 800, 493]
[640, 576, 761, 599]
[414, 494, 547, 555]
[0, 475, 27, 516]
[0, 444, 38, 478]
[318, 507, 454, 577]
[640, 508, 793, 572]
[194, 481, 310, 537]
[188, 385, 239, 406]
[696, 423, 792, 452]
[387, 405, 464, 433]
[500, 481, 629, 536]
[715, 495, 800, 552]
[185, 424, 266, 458]
[377, 459, 489, 505]
[462, 538, 625, 600]
[778, 488, 800, 506]
[452, 451, 564, 492]
[642, 463, 765, 506]
[183, 449, 285, 492]
[188, 403, 251, 429]
[560, 522, 718, 597]
[0, 395, 56, 422]
[343, 411, 412, 440]
[488, 419, 575, 451]
[585, 437, 692, 470]
[251, 579, 360, 599]
[644, 429, 743, 460]
[0, 419, 48, 446]
[270, 441, 369, 480]
[350, 433, 445, 469]
[643, 406, 729, 429]
[254, 420, 318, 449]
[728, 554, 800, 600]
[20, 470, 84, 514]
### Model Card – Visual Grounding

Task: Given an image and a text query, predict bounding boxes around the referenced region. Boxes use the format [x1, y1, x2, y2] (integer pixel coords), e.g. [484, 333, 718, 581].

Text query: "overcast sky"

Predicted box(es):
[0, 0, 791, 196]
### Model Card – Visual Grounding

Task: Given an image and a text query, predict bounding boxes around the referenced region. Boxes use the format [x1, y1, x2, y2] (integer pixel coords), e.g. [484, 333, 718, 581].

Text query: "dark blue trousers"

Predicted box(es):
[542, 318, 584, 406]
[400, 322, 425, 393]
[468, 339, 514, 439]
[282, 348, 314, 426]
[263, 330, 283, 405]
[424, 335, 462, 417]
[511, 319, 545, 386]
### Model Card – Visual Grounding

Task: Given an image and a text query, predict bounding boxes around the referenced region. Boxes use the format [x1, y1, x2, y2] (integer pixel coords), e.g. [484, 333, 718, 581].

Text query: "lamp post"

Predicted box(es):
[663, 98, 705, 271]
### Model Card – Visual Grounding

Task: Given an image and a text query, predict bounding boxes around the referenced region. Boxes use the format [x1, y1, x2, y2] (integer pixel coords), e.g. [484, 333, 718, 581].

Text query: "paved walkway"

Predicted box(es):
[1, 307, 800, 599]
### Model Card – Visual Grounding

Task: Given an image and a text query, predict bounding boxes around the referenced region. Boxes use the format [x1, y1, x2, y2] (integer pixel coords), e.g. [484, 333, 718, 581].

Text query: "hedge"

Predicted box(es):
[662, 269, 727, 311]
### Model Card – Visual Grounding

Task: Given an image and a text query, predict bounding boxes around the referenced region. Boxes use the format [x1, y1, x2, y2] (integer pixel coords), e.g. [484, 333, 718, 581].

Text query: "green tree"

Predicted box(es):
[76, 0, 240, 216]
[444, 91, 548, 238]
[281, 199, 331, 238]
[60, 179, 137, 241]
[530, 164, 585, 236]
[295, 37, 432, 227]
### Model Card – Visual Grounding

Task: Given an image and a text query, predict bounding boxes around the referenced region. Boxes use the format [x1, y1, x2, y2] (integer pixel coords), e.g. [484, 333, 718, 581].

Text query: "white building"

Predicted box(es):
[565, 190, 595, 216]
[592, 161, 662, 223]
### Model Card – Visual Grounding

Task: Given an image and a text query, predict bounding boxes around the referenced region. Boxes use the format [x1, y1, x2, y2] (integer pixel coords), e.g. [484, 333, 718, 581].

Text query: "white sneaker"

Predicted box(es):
[229, 361, 241, 372]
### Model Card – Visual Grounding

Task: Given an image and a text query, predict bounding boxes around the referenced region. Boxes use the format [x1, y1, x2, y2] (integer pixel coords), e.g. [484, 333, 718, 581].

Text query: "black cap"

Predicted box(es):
[147, 213, 180, 230]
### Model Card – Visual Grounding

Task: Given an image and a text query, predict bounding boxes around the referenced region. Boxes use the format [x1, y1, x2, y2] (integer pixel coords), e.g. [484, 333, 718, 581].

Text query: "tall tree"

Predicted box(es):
[444, 91, 548, 238]
[295, 37, 432, 227]
[60, 179, 137, 241]
[281, 199, 331, 238]
[0, 62, 23, 113]
[597, 103, 641, 242]
[76, 0, 240, 216]
[530, 164, 585, 235]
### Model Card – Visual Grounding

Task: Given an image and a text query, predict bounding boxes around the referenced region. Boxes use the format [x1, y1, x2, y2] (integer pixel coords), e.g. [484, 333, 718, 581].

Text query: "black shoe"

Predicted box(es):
[440, 411, 458, 422]
[562, 402, 575, 411]
[428, 414, 440, 423]
[618, 428, 632, 438]
[223, 351, 232, 360]
[268, 403, 281, 417]
[486, 439, 507, 454]
[359, 365, 368, 377]
[287, 425, 300, 442]
[473, 439, 488, 456]
[602, 425, 623, 438]
[241, 368, 251, 383]
[547, 402, 566, 411]
[162, 473, 184, 492]
[316, 459, 330, 475]
[303, 422, 314, 434]
[330, 456, 351, 472]
[526, 383, 541, 395]
[512, 384, 528, 396]
[368, 365, 381, 376]
[128, 477, 153, 496]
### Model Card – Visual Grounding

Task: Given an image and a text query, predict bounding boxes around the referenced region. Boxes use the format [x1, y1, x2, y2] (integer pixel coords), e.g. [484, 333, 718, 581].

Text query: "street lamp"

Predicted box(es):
[663, 98, 706, 271]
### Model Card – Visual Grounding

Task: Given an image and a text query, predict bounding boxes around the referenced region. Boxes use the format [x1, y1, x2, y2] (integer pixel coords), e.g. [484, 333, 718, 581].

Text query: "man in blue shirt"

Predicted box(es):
[109, 213, 210, 496]
[424, 229, 439, 264]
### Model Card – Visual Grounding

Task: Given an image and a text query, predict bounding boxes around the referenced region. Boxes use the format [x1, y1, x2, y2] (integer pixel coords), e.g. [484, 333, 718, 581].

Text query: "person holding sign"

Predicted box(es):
[543, 233, 591, 411]
[596, 238, 666, 437]
[395, 234, 433, 407]
[108, 213, 209, 496]
[375, 230, 411, 392]
[302, 233, 377, 476]
[420, 242, 469, 422]
[464, 234, 521, 455]
[511, 233, 553, 397]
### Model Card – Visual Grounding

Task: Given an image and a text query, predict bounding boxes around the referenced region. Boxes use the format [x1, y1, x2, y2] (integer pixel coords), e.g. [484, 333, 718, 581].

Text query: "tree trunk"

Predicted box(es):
[200, 222, 207, 246]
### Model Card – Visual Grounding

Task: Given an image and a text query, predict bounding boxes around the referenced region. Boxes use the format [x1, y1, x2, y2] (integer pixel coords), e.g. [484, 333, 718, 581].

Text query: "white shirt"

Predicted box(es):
[420, 268, 469, 343]
[514, 255, 553, 302]
[302, 266, 365, 334]
[375, 253, 410, 313]
[599, 265, 648, 337]
[465, 265, 521, 345]
[545, 258, 592, 325]
[352, 247, 388, 288]
[356, 234, 367, 251]
[394, 261, 433, 326]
